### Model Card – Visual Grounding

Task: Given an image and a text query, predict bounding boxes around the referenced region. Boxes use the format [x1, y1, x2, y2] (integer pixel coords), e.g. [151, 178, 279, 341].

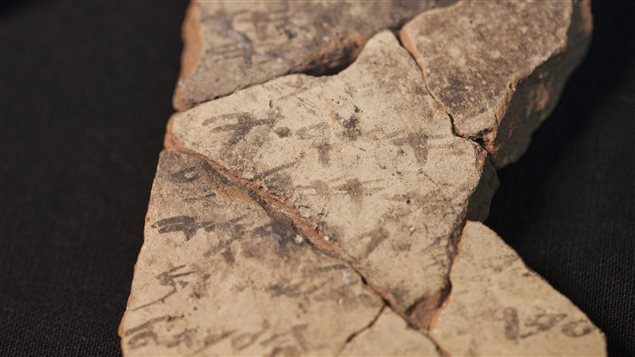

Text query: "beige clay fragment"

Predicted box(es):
[168, 31, 495, 327]
[431, 221, 605, 356]
[339, 308, 439, 356]
[401, 0, 592, 167]
[173, 0, 446, 110]
[119, 150, 384, 356]
[121, 1, 606, 356]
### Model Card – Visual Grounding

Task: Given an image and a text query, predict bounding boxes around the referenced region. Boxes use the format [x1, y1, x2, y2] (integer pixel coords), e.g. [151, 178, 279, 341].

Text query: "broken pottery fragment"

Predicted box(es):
[121, 1, 605, 355]
[173, 0, 446, 110]
[401, 0, 592, 167]
[431, 221, 605, 356]
[168, 31, 496, 327]
[339, 308, 439, 356]
[119, 151, 383, 356]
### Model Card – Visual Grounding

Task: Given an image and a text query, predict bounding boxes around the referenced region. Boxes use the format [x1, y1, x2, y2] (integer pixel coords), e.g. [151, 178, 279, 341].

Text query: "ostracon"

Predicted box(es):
[401, 0, 592, 167]
[120, 150, 383, 356]
[173, 0, 445, 110]
[166, 31, 495, 327]
[121, 1, 604, 355]
[339, 222, 604, 357]
[430, 221, 605, 356]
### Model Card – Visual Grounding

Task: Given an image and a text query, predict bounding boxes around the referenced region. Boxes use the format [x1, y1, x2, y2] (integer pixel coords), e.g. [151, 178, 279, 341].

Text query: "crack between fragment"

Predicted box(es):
[164, 124, 450, 355]
[395, 7, 579, 346]
[395, 26, 494, 357]
[167, 7, 469, 352]
[151, 2, 590, 355]
[335, 304, 386, 356]
[165, 129, 342, 258]
[179, 1, 457, 111]
[397, 27, 489, 157]
[394, 4, 583, 352]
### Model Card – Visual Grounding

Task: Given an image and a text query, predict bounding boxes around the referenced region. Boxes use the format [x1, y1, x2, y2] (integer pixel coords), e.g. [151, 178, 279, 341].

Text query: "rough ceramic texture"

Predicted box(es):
[339, 309, 439, 356]
[119, 151, 384, 356]
[401, 0, 592, 167]
[168, 31, 495, 326]
[431, 221, 605, 356]
[173, 0, 445, 110]
[121, 1, 605, 355]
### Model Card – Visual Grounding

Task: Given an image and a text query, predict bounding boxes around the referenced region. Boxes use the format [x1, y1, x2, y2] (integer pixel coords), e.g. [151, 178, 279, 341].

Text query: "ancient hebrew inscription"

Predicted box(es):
[121, 1, 604, 355]
[430, 222, 605, 356]
[173, 0, 444, 110]
[401, 0, 592, 166]
[121, 151, 384, 356]
[168, 31, 494, 327]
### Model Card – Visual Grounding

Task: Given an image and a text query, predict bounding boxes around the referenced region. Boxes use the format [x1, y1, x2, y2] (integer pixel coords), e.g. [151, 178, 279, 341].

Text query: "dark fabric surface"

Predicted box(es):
[0, 1, 632, 356]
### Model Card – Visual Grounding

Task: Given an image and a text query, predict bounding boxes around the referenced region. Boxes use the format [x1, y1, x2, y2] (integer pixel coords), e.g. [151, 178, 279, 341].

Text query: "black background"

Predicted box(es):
[0, 1, 632, 356]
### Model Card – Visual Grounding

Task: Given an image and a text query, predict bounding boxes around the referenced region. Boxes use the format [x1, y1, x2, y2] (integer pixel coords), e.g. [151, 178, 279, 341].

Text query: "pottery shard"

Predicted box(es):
[119, 150, 385, 356]
[167, 31, 497, 327]
[122, 2, 605, 355]
[173, 0, 446, 111]
[431, 221, 606, 356]
[401, 0, 592, 167]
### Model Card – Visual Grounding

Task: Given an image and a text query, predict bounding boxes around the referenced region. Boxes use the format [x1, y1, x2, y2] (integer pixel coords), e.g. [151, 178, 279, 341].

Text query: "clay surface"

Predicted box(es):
[173, 0, 444, 110]
[168, 31, 495, 326]
[121, 1, 605, 355]
[339, 309, 439, 356]
[120, 151, 384, 356]
[401, 0, 592, 167]
[431, 222, 605, 356]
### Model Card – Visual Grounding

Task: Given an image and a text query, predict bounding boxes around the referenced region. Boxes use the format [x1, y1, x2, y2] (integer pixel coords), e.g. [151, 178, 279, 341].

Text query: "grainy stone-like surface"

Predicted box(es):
[339, 309, 439, 356]
[401, 0, 592, 167]
[119, 150, 383, 356]
[431, 221, 606, 356]
[173, 0, 444, 110]
[168, 31, 495, 325]
[121, 1, 605, 355]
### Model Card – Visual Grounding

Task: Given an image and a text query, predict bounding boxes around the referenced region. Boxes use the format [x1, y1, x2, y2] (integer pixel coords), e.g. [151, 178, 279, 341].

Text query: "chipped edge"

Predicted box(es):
[173, 2, 203, 112]
[399, 0, 593, 168]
